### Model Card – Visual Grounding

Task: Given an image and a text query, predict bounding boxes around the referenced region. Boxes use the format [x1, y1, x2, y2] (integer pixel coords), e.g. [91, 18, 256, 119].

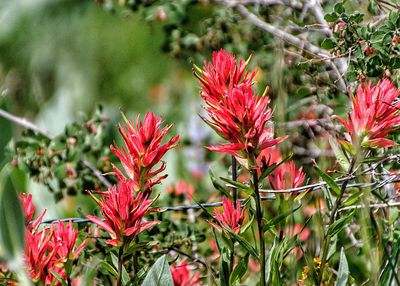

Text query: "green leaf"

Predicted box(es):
[229, 253, 249, 285]
[226, 229, 260, 262]
[328, 137, 350, 171]
[334, 3, 345, 14]
[51, 269, 68, 286]
[263, 204, 301, 233]
[336, 248, 349, 286]
[219, 176, 253, 195]
[327, 211, 355, 237]
[321, 38, 335, 50]
[141, 255, 174, 286]
[314, 165, 341, 196]
[111, 252, 130, 285]
[259, 153, 293, 182]
[265, 241, 276, 284]
[209, 170, 233, 200]
[220, 250, 230, 286]
[0, 165, 25, 270]
[99, 260, 118, 277]
[324, 12, 338, 22]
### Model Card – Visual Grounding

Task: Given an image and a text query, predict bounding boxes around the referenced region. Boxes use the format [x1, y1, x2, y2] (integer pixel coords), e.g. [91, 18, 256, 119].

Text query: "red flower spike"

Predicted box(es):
[171, 260, 201, 286]
[111, 112, 179, 192]
[210, 197, 245, 234]
[269, 161, 306, 190]
[194, 49, 255, 105]
[52, 221, 87, 263]
[86, 179, 159, 247]
[334, 79, 400, 149]
[204, 85, 286, 163]
[19, 193, 46, 232]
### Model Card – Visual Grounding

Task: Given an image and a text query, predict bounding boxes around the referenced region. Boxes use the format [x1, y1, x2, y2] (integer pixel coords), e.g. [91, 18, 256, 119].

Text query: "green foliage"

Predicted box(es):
[141, 255, 174, 286]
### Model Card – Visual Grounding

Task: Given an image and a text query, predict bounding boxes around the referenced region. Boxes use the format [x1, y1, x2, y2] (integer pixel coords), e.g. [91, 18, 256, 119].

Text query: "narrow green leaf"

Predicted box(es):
[259, 153, 293, 182]
[209, 170, 233, 200]
[141, 255, 174, 286]
[327, 212, 355, 237]
[329, 137, 350, 171]
[99, 261, 118, 277]
[336, 248, 349, 286]
[314, 165, 341, 196]
[220, 250, 230, 286]
[219, 177, 253, 195]
[51, 269, 68, 286]
[263, 204, 301, 233]
[229, 253, 249, 285]
[226, 229, 260, 262]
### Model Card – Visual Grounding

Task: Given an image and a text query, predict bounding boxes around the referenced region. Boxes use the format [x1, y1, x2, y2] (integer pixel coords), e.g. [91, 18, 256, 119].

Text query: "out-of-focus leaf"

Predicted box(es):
[229, 253, 249, 285]
[336, 247, 349, 286]
[141, 255, 173, 286]
[0, 165, 25, 270]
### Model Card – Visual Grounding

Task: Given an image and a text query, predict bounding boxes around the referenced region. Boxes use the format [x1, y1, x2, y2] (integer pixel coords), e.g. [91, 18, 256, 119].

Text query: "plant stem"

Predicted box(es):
[253, 170, 266, 286]
[317, 159, 356, 285]
[117, 246, 124, 286]
[230, 155, 237, 272]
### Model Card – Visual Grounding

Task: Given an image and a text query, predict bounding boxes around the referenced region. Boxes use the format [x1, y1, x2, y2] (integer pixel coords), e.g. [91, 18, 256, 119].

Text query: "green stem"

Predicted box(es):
[117, 246, 124, 286]
[230, 156, 237, 273]
[317, 159, 356, 285]
[253, 170, 266, 286]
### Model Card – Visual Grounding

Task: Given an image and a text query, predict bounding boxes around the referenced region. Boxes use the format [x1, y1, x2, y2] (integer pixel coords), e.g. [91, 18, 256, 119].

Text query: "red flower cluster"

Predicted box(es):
[195, 49, 285, 167]
[87, 112, 178, 247]
[210, 197, 246, 234]
[269, 161, 306, 190]
[171, 260, 201, 286]
[334, 79, 400, 150]
[20, 195, 86, 285]
[86, 179, 159, 247]
[166, 180, 195, 200]
[111, 112, 179, 193]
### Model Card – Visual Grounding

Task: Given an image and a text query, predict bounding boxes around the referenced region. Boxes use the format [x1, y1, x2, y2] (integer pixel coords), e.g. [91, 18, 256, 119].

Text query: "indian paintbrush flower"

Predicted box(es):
[333, 79, 400, 151]
[170, 260, 201, 286]
[86, 179, 159, 247]
[209, 197, 245, 234]
[110, 112, 179, 193]
[269, 161, 306, 190]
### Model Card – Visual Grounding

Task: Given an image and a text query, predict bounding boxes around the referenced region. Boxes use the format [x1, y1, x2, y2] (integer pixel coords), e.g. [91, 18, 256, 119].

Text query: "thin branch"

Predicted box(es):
[0, 108, 112, 189]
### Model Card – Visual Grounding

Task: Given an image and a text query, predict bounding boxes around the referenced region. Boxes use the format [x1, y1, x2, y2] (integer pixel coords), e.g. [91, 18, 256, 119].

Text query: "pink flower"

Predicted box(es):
[210, 197, 245, 234]
[333, 79, 400, 150]
[86, 179, 159, 247]
[171, 260, 201, 286]
[111, 112, 179, 193]
[269, 161, 306, 190]
[19, 193, 46, 232]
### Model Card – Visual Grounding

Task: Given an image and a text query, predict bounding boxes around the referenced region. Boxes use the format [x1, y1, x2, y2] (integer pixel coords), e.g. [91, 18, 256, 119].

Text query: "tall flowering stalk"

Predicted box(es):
[87, 112, 178, 285]
[318, 80, 400, 284]
[195, 49, 285, 285]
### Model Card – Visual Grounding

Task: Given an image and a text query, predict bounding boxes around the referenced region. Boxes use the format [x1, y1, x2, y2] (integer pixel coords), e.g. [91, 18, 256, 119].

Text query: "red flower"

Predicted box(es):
[24, 228, 59, 284]
[194, 49, 255, 105]
[210, 197, 245, 234]
[269, 161, 306, 190]
[52, 221, 87, 263]
[171, 260, 201, 286]
[333, 79, 400, 150]
[195, 50, 285, 167]
[86, 179, 159, 247]
[111, 112, 179, 192]
[19, 193, 46, 232]
[204, 85, 286, 165]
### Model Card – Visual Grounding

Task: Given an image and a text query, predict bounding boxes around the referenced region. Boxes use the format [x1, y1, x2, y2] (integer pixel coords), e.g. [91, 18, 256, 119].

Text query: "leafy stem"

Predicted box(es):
[117, 245, 124, 286]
